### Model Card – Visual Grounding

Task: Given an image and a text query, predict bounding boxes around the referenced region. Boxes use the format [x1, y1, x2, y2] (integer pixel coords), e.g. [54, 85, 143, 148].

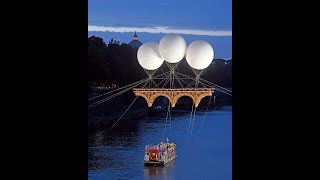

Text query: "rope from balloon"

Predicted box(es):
[89, 78, 151, 109]
[88, 77, 149, 101]
[185, 102, 195, 144]
[187, 77, 199, 144]
[173, 73, 184, 88]
[89, 71, 170, 101]
[199, 77, 232, 92]
[196, 95, 213, 139]
[103, 96, 138, 136]
[97, 80, 149, 137]
[163, 101, 170, 140]
[88, 71, 170, 109]
[175, 72, 232, 96]
[88, 79, 148, 109]
[174, 73, 194, 88]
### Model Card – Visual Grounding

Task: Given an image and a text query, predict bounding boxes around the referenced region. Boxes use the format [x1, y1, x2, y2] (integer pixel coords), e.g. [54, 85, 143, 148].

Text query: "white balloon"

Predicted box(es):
[137, 42, 164, 70]
[186, 40, 214, 70]
[159, 34, 186, 63]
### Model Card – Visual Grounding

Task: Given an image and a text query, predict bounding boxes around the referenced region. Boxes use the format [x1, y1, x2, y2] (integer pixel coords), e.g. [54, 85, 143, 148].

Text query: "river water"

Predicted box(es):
[88, 106, 232, 180]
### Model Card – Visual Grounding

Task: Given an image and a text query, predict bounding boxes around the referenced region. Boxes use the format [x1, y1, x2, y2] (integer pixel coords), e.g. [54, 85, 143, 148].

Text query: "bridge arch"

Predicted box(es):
[196, 94, 213, 107]
[198, 93, 212, 102]
[172, 93, 196, 107]
[135, 93, 150, 107]
[150, 93, 173, 107]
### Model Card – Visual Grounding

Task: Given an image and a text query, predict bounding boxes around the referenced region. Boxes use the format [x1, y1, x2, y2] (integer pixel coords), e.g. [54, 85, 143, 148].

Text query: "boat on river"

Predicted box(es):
[144, 138, 177, 166]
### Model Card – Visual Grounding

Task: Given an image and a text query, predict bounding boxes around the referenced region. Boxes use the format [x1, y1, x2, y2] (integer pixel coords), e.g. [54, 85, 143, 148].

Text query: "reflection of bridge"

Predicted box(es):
[133, 88, 214, 108]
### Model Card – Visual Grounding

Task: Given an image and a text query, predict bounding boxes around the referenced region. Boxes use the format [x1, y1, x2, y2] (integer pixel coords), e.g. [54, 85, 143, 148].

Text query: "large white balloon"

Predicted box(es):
[159, 34, 186, 63]
[186, 40, 214, 70]
[137, 42, 164, 70]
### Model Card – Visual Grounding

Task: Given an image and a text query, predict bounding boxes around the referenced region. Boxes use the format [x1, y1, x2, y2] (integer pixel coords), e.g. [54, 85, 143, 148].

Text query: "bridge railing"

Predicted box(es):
[132, 88, 214, 92]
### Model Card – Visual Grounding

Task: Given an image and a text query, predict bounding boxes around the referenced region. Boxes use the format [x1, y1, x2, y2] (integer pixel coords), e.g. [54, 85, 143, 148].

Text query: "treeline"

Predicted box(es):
[88, 36, 232, 90]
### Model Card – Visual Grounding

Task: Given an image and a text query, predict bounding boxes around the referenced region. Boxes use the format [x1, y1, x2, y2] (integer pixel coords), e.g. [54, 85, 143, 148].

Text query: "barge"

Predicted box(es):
[144, 138, 177, 166]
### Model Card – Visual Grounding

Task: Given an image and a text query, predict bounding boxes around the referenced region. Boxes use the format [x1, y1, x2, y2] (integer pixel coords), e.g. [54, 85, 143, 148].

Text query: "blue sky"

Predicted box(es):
[88, 0, 232, 59]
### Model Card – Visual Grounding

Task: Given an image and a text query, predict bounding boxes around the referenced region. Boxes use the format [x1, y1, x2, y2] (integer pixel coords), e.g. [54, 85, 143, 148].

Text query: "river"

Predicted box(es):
[88, 106, 232, 180]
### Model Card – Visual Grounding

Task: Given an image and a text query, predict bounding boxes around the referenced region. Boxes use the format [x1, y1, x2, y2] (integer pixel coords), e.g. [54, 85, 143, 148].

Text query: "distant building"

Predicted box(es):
[129, 31, 142, 48]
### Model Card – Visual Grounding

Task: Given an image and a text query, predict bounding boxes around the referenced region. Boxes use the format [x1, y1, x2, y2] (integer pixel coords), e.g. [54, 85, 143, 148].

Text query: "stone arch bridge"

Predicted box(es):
[132, 88, 214, 108]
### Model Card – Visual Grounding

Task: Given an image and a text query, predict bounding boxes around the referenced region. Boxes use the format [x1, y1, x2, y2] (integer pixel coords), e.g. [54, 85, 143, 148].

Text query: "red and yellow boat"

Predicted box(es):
[144, 138, 177, 166]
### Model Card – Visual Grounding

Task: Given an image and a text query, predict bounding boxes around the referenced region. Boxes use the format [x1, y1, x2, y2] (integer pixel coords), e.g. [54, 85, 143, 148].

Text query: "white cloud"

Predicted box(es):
[88, 25, 232, 36]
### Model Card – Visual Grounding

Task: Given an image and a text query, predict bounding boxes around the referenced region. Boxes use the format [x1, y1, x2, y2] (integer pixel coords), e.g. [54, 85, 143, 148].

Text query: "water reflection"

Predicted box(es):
[88, 106, 232, 180]
[144, 160, 176, 179]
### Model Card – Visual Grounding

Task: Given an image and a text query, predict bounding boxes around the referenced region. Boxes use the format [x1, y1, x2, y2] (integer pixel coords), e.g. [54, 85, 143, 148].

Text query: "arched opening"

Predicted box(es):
[137, 95, 149, 107]
[173, 96, 194, 110]
[135, 93, 150, 107]
[150, 93, 173, 107]
[147, 94, 172, 116]
[196, 96, 213, 109]
[152, 96, 170, 108]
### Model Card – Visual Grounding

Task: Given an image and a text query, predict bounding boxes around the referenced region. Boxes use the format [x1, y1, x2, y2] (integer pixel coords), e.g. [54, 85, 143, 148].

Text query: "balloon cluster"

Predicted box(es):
[137, 34, 214, 71]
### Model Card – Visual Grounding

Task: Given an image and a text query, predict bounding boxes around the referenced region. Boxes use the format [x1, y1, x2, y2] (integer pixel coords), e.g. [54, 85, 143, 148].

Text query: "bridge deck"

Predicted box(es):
[133, 88, 214, 107]
[133, 88, 214, 91]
